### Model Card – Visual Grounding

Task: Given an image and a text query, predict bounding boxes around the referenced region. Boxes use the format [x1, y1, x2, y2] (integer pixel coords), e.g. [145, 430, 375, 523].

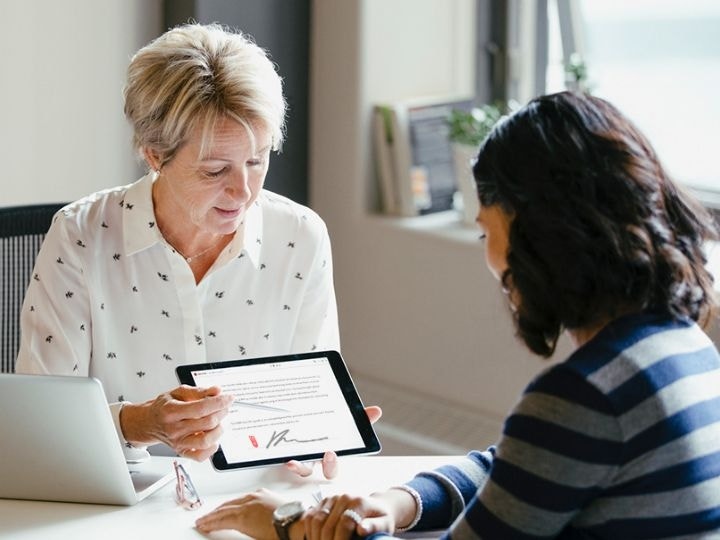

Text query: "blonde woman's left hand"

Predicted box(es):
[285, 406, 383, 479]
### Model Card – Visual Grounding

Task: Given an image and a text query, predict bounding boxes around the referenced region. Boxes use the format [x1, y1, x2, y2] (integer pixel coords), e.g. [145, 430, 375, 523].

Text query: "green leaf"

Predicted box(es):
[447, 103, 505, 146]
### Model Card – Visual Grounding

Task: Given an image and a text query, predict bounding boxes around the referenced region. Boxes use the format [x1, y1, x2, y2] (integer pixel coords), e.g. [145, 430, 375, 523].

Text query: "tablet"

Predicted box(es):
[176, 350, 381, 471]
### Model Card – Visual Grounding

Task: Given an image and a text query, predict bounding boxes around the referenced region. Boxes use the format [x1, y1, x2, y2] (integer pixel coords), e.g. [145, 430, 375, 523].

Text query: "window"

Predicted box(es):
[545, 0, 720, 198]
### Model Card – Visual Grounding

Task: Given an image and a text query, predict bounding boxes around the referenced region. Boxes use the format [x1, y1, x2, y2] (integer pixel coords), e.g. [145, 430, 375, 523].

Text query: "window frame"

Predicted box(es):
[475, 0, 720, 206]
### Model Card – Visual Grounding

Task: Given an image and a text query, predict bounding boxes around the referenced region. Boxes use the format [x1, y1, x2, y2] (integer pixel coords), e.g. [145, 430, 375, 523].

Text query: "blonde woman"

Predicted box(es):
[17, 23, 379, 475]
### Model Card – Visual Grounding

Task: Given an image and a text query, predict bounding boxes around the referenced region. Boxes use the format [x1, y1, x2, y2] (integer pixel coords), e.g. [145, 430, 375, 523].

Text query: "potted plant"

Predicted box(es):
[448, 103, 505, 225]
[449, 57, 592, 225]
[564, 52, 593, 94]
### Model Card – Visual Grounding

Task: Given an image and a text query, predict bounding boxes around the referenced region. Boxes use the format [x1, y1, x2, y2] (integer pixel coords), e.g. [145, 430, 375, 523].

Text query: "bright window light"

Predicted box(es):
[546, 0, 720, 193]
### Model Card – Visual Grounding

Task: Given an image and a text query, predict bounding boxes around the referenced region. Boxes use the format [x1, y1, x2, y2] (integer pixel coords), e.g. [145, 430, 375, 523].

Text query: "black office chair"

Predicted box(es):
[0, 203, 67, 373]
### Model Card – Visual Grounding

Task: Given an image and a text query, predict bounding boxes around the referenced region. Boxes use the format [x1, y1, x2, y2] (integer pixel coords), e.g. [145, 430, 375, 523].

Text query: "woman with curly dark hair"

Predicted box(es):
[197, 92, 720, 539]
[475, 91, 718, 359]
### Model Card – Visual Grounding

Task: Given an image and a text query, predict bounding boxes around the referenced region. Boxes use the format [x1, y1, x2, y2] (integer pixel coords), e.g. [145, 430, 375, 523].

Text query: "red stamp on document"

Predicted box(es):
[249, 435, 258, 448]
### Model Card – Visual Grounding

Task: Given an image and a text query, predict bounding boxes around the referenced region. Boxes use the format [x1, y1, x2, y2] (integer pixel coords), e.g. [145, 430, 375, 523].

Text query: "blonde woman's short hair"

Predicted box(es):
[124, 23, 286, 167]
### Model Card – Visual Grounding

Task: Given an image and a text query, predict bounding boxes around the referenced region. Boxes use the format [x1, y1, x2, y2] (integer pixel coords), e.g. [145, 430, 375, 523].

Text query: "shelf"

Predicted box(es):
[365, 213, 720, 293]
[365, 210, 481, 245]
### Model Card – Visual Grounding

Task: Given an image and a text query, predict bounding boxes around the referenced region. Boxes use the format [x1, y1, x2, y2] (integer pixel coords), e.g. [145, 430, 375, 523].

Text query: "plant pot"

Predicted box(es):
[452, 142, 479, 225]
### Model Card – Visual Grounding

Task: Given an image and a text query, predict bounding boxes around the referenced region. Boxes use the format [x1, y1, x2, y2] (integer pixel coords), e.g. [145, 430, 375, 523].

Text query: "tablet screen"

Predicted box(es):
[176, 351, 381, 470]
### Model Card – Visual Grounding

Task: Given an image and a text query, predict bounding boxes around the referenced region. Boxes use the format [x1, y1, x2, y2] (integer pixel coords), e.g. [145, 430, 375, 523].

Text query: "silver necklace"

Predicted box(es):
[162, 233, 227, 263]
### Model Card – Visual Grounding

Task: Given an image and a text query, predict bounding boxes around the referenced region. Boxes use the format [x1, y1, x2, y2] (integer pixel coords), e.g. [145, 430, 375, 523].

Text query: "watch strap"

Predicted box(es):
[274, 520, 293, 540]
[273, 503, 304, 540]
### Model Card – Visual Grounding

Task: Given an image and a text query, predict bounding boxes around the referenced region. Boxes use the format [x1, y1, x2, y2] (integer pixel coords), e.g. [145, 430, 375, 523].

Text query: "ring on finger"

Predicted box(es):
[343, 509, 362, 524]
[320, 506, 332, 515]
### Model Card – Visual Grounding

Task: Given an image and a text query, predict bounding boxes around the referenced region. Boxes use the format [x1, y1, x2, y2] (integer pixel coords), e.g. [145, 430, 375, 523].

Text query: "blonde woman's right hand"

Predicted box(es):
[120, 385, 233, 461]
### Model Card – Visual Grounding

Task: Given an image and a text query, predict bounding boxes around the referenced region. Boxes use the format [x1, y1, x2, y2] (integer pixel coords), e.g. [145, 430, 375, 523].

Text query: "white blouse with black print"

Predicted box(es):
[16, 173, 340, 447]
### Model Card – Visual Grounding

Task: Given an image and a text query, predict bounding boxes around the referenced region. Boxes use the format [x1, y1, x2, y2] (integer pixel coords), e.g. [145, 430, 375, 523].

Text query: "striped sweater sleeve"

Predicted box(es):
[365, 450, 496, 540]
[445, 367, 622, 539]
[408, 449, 496, 530]
[366, 368, 622, 540]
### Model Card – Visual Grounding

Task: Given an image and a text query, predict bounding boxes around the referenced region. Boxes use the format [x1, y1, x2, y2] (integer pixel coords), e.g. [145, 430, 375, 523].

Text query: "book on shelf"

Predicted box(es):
[372, 95, 473, 216]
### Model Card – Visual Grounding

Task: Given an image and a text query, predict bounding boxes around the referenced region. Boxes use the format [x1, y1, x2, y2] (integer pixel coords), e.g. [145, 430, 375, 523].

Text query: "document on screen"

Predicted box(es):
[177, 352, 380, 470]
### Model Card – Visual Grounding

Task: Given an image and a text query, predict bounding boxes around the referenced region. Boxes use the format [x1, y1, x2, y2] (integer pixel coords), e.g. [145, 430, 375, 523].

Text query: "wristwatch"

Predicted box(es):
[273, 501, 305, 540]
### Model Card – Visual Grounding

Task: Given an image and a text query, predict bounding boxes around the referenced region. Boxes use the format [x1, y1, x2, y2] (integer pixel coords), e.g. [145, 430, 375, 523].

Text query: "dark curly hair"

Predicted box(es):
[473, 91, 718, 357]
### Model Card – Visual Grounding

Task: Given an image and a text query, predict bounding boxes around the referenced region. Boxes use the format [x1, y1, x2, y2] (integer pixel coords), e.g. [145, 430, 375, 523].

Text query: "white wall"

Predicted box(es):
[310, 0, 562, 422]
[0, 1, 162, 206]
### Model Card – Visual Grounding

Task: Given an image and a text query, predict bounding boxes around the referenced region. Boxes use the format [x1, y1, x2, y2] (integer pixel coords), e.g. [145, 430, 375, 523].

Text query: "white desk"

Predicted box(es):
[0, 455, 454, 540]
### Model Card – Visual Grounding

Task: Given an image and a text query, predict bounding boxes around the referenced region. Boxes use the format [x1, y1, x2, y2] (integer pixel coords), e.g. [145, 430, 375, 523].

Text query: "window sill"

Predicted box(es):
[366, 211, 720, 293]
[365, 210, 480, 245]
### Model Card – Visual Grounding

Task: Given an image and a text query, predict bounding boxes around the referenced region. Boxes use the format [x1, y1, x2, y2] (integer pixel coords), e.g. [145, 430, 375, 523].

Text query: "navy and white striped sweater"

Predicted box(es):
[373, 312, 720, 539]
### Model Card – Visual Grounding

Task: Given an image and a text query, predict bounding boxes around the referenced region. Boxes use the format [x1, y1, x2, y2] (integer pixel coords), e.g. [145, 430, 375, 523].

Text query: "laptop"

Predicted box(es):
[0, 373, 175, 505]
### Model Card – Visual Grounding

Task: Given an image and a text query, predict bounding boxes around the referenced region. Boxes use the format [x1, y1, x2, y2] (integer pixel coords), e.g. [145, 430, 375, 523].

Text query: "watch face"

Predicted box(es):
[275, 500, 305, 521]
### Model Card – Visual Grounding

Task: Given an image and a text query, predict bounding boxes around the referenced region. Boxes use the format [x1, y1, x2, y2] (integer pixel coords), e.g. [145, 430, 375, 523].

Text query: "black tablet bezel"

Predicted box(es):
[176, 350, 381, 471]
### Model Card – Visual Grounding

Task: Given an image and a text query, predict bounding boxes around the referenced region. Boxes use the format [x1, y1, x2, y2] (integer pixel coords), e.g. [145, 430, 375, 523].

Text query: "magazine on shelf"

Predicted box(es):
[372, 96, 473, 216]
